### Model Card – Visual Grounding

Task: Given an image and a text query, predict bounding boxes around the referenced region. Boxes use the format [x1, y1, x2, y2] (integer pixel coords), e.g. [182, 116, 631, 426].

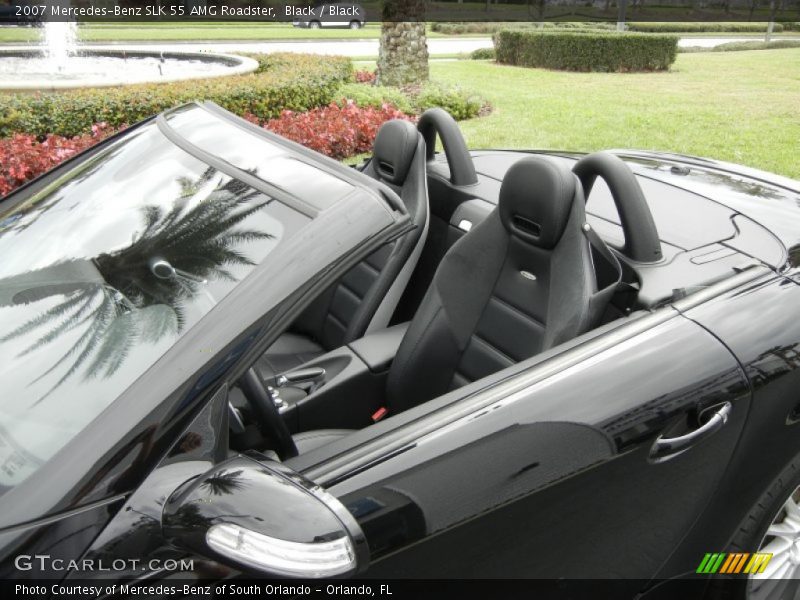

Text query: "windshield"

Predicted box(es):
[0, 119, 310, 495]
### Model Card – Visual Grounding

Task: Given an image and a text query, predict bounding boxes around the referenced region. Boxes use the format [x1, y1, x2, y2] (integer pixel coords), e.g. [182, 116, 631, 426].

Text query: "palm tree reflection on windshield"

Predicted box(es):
[1, 170, 274, 400]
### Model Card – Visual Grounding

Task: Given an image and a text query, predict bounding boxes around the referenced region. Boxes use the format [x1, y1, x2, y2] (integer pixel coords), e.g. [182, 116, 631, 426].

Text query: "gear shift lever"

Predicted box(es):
[275, 366, 326, 393]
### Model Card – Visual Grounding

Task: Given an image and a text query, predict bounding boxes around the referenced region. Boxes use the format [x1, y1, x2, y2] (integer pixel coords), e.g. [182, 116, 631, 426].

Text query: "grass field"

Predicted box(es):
[0, 22, 453, 43]
[428, 49, 800, 179]
[1, 26, 797, 180]
[2, 22, 797, 44]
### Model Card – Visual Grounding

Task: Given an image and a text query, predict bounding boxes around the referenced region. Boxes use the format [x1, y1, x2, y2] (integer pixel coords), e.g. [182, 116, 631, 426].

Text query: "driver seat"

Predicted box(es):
[292, 156, 621, 454]
[257, 119, 429, 379]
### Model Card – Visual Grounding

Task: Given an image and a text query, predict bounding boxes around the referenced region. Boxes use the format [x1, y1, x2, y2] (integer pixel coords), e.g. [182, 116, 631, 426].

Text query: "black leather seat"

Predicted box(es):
[292, 156, 621, 453]
[257, 119, 429, 380]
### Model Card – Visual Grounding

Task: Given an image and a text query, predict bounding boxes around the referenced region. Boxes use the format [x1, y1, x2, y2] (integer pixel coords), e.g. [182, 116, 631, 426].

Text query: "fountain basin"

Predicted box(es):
[0, 49, 259, 92]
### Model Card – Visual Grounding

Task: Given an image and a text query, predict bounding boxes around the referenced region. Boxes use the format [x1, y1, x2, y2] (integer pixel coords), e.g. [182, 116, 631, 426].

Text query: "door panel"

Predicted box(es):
[328, 314, 750, 579]
[653, 275, 800, 578]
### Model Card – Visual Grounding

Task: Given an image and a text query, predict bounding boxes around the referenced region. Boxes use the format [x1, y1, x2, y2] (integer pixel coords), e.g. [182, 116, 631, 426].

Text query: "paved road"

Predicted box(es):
[2, 37, 493, 57]
[677, 36, 799, 48]
[3, 36, 797, 56]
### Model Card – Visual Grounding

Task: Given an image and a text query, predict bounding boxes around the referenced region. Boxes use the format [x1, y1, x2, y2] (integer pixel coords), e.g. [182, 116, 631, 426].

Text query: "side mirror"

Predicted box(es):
[163, 455, 368, 578]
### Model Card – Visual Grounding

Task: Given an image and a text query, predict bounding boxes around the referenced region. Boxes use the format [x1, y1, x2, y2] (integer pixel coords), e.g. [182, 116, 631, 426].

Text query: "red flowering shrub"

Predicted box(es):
[354, 69, 377, 84]
[0, 123, 116, 198]
[0, 100, 411, 198]
[264, 101, 412, 160]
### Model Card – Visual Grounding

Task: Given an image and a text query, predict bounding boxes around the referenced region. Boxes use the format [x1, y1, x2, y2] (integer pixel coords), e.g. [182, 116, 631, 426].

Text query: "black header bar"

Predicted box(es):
[2, 0, 799, 24]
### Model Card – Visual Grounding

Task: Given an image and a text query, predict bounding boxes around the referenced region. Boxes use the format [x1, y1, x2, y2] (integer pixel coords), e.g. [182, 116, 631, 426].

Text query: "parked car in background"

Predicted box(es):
[0, 0, 44, 25]
[292, 2, 366, 29]
[0, 4, 12, 25]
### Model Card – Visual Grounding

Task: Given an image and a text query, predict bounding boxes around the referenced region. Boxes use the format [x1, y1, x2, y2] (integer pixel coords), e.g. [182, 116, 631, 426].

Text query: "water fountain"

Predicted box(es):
[42, 21, 78, 72]
[0, 21, 257, 91]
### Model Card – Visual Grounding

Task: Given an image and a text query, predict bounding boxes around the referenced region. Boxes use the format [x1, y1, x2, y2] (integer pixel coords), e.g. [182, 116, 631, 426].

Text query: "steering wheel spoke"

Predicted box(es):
[239, 368, 298, 460]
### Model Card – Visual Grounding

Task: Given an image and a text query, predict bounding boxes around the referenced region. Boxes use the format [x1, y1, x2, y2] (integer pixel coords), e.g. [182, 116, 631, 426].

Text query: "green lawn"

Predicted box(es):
[429, 50, 800, 180]
[0, 22, 451, 43]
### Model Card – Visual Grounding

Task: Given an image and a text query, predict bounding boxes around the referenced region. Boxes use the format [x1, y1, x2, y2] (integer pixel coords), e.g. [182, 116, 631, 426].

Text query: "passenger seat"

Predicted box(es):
[288, 155, 623, 454]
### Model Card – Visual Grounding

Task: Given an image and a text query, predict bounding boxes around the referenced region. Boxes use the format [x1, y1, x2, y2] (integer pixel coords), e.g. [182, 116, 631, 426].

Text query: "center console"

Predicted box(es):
[262, 322, 408, 433]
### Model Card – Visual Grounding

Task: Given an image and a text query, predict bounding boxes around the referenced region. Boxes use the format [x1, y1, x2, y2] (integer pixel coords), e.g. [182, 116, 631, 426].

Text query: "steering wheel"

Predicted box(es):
[238, 368, 298, 460]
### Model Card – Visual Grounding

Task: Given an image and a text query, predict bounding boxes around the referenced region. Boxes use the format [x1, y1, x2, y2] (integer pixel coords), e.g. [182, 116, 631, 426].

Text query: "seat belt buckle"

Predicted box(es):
[371, 407, 388, 422]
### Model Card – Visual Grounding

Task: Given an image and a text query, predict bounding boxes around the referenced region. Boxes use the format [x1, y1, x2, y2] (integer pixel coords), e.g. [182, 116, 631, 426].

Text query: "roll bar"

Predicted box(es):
[573, 152, 663, 263]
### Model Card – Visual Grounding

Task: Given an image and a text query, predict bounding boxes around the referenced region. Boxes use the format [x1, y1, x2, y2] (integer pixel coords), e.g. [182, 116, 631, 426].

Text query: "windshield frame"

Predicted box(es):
[0, 104, 407, 528]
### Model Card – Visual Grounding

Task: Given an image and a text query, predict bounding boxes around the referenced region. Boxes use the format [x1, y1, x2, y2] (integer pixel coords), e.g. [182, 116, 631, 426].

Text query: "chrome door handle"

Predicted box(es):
[649, 402, 732, 463]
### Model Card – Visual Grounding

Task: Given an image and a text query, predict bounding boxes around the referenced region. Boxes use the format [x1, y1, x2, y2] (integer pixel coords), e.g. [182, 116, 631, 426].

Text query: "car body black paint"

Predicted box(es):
[0, 104, 798, 590]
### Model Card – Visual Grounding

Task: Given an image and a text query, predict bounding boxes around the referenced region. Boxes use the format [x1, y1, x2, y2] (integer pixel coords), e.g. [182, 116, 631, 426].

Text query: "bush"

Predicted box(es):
[494, 30, 678, 72]
[354, 69, 377, 84]
[627, 22, 784, 33]
[0, 53, 353, 139]
[335, 83, 415, 114]
[414, 83, 485, 121]
[0, 124, 116, 197]
[680, 39, 800, 53]
[432, 21, 613, 35]
[470, 47, 496, 60]
[263, 102, 412, 160]
[784, 22, 800, 32]
[712, 39, 800, 51]
[334, 82, 485, 121]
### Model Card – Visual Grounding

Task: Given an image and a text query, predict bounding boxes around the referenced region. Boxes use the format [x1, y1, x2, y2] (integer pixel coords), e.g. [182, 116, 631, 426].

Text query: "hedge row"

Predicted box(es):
[436, 21, 792, 35]
[627, 21, 784, 33]
[0, 53, 353, 139]
[494, 30, 678, 72]
[470, 47, 497, 60]
[679, 39, 800, 53]
[711, 39, 800, 51]
[432, 21, 612, 35]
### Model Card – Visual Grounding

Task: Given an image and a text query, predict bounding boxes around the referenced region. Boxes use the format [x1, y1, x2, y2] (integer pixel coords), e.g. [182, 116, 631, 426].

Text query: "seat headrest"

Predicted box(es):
[372, 119, 418, 185]
[499, 157, 577, 249]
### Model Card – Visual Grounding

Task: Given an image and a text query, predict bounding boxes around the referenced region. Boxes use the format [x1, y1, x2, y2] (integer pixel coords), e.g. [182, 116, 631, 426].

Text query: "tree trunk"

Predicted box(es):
[766, 0, 776, 42]
[377, 0, 429, 87]
[536, 0, 546, 20]
[616, 0, 628, 30]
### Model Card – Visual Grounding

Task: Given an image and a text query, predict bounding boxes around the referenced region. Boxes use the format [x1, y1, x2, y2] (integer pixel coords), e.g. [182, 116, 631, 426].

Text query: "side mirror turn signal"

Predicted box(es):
[163, 455, 368, 578]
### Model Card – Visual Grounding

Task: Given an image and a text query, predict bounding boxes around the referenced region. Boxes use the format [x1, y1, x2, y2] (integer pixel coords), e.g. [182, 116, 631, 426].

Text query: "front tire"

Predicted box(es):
[309, 21, 321, 29]
[349, 20, 361, 29]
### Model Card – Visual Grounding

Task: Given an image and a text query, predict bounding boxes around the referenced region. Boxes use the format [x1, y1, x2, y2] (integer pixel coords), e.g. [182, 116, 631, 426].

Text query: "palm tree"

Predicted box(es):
[376, 0, 429, 87]
[0, 169, 274, 400]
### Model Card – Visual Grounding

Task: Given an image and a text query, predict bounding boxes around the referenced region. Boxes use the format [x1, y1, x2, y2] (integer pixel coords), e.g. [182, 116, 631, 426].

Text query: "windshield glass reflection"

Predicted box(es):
[0, 121, 309, 494]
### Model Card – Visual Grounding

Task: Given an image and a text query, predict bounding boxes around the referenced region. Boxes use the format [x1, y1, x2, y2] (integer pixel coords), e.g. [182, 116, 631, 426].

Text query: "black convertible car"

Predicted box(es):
[0, 102, 799, 599]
